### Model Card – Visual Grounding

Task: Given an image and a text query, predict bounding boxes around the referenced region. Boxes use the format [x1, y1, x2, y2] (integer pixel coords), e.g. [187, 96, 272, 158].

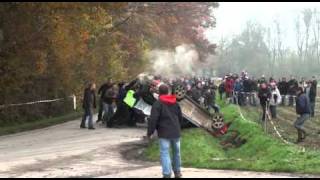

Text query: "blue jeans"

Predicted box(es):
[81, 108, 93, 128]
[294, 114, 310, 130]
[103, 103, 114, 127]
[159, 138, 181, 176]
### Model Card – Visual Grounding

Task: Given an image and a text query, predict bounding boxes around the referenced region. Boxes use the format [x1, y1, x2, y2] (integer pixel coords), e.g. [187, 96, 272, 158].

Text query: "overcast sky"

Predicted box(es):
[205, 2, 320, 49]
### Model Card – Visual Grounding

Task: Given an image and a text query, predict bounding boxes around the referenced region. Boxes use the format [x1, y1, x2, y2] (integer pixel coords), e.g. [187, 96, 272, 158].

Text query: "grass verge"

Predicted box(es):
[0, 111, 83, 136]
[145, 98, 320, 175]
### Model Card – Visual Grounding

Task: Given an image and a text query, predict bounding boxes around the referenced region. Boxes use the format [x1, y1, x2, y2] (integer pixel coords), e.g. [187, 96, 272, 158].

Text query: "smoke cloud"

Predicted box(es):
[147, 44, 216, 78]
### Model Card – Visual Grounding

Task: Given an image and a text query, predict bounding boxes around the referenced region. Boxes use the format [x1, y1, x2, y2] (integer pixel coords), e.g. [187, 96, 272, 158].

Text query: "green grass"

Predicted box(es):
[0, 111, 83, 136]
[145, 98, 320, 174]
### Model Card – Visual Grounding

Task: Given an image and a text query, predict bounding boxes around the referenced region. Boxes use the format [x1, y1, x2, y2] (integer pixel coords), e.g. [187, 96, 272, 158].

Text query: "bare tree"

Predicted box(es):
[274, 18, 284, 62]
[303, 8, 313, 61]
[312, 8, 320, 64]
[295, 14, 304, 61]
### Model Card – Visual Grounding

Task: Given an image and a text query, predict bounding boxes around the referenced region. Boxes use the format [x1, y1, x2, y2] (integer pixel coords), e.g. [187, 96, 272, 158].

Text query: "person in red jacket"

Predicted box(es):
[225, 75, 234, 102]
[147, 84, 183, 178]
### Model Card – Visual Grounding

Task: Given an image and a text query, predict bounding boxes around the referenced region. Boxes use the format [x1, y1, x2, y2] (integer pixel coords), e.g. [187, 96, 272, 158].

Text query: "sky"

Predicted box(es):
[205, 2, 320, 50]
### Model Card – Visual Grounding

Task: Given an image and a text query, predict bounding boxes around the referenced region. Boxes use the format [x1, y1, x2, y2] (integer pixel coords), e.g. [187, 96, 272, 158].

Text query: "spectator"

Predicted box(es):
[288, 76, 299, 106]
[258, 83, 271, 121]
[242, 76, 251, 106]
[147, 84, 183, 178]
[306, 80, 317, 118]
[97, 79, 113, 123]
[294, 87, 311, 143]
[277, 77, 288, 106]
[204, 87, 220, 114]
[191, 82, 203, 104]
[269, 82, 281, 119]
[299, 77, 307, 88]
[249, 77, 258, 106]
[218, 79, 225, 100]
[225, 76, 234, 103]
[103, 84, 118, 128]
[81, 83, 97, 130]
[258, 75, 267, 85]
[311, 76, 318, 117]
[233, 78, 243, 105]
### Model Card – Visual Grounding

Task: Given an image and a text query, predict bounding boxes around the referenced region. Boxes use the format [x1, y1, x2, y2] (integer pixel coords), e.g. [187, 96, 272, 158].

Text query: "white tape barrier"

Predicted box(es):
[0, 95, 77, 110]
[233, 93, 307, 151]
[269, 119, 291, 145]
[233, 91, 320, 100]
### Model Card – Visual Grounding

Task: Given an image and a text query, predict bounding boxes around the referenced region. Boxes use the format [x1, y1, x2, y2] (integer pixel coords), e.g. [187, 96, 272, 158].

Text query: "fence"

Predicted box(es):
[0, 95, 77, 124]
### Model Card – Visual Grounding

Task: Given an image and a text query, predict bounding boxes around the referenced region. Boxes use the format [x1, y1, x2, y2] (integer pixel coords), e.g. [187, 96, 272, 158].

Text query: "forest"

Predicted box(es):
[0, 2, 218, 123]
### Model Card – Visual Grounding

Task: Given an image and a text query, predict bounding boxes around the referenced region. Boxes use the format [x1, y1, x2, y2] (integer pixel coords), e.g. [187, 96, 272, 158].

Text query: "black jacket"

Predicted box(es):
[277, 81, 288, 95]
[147, 95, 183, 139]
[103, 88, 117, 104]
[250, 80, 258, 92]
[296, 93, 311, 115]
[243, 79, 251, 92]
[258, 87, 271, 106]
[287, 79, 298, 94]
[98, 83, 112, 99]
[204, 89, 216, 106]
[309, 85, 317, 102]
[82, 88, 96, 109]
[191, 87, 202, 103]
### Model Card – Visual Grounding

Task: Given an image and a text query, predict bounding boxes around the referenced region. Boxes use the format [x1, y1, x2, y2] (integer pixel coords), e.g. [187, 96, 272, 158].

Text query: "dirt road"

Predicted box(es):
[0, 115, 317, 178]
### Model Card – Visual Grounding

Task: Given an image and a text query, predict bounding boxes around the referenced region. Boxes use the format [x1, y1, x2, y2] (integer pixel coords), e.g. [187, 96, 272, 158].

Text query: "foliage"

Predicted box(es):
[0, 2, 218, 124]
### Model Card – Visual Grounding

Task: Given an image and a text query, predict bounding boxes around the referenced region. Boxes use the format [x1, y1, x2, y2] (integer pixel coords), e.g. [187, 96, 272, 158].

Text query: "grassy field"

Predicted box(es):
[144, 99, 320, 174]
[0, 111, 83, 136]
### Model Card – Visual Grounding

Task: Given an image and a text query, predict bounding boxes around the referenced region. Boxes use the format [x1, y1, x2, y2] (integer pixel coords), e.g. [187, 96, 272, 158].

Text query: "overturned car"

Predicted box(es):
[122, 73, 228, 133]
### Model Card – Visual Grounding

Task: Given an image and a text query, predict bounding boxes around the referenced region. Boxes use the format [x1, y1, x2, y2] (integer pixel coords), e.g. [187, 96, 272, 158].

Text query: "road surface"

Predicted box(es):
[0, 115, 317, 178]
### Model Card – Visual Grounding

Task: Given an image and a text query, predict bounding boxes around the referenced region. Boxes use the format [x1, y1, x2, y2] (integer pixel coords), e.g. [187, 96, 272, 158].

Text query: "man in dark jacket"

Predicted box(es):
[242, 76, 251, 106]
[287, 76, 298, 106]
[310, 76, 318, 117]
[277, 77, 288, 106]
[191, 82, 203, 104]
[147, 84, 183, 178]
[294, 87, 311, 143]
[249, 77, 258, 106]
[218, 80, 225, 100]
[103, 84, 118, 128]
[258, 83, 271, 121]
[305, 80, 317, 118]
[204, 87, 220, 114]
[97, 79, 113, 123]
[81, 83, 97, 129]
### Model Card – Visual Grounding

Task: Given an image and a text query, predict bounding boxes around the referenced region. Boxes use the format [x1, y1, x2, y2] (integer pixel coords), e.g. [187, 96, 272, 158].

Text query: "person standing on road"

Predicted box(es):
[103, 84, 118, 128]
[294, 87, 311, 143]
[147, 84, 183, 178]
[81, 83, 97, 130]
[97, 79, 113, 123]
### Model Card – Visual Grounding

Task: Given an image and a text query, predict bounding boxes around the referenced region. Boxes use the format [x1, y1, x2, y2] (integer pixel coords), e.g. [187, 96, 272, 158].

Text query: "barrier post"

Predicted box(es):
[73, 94, 77, 110]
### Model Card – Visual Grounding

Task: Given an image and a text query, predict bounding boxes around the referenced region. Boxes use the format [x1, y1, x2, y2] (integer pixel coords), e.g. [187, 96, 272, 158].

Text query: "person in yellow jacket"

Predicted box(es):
[123, 90, 137, 108]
